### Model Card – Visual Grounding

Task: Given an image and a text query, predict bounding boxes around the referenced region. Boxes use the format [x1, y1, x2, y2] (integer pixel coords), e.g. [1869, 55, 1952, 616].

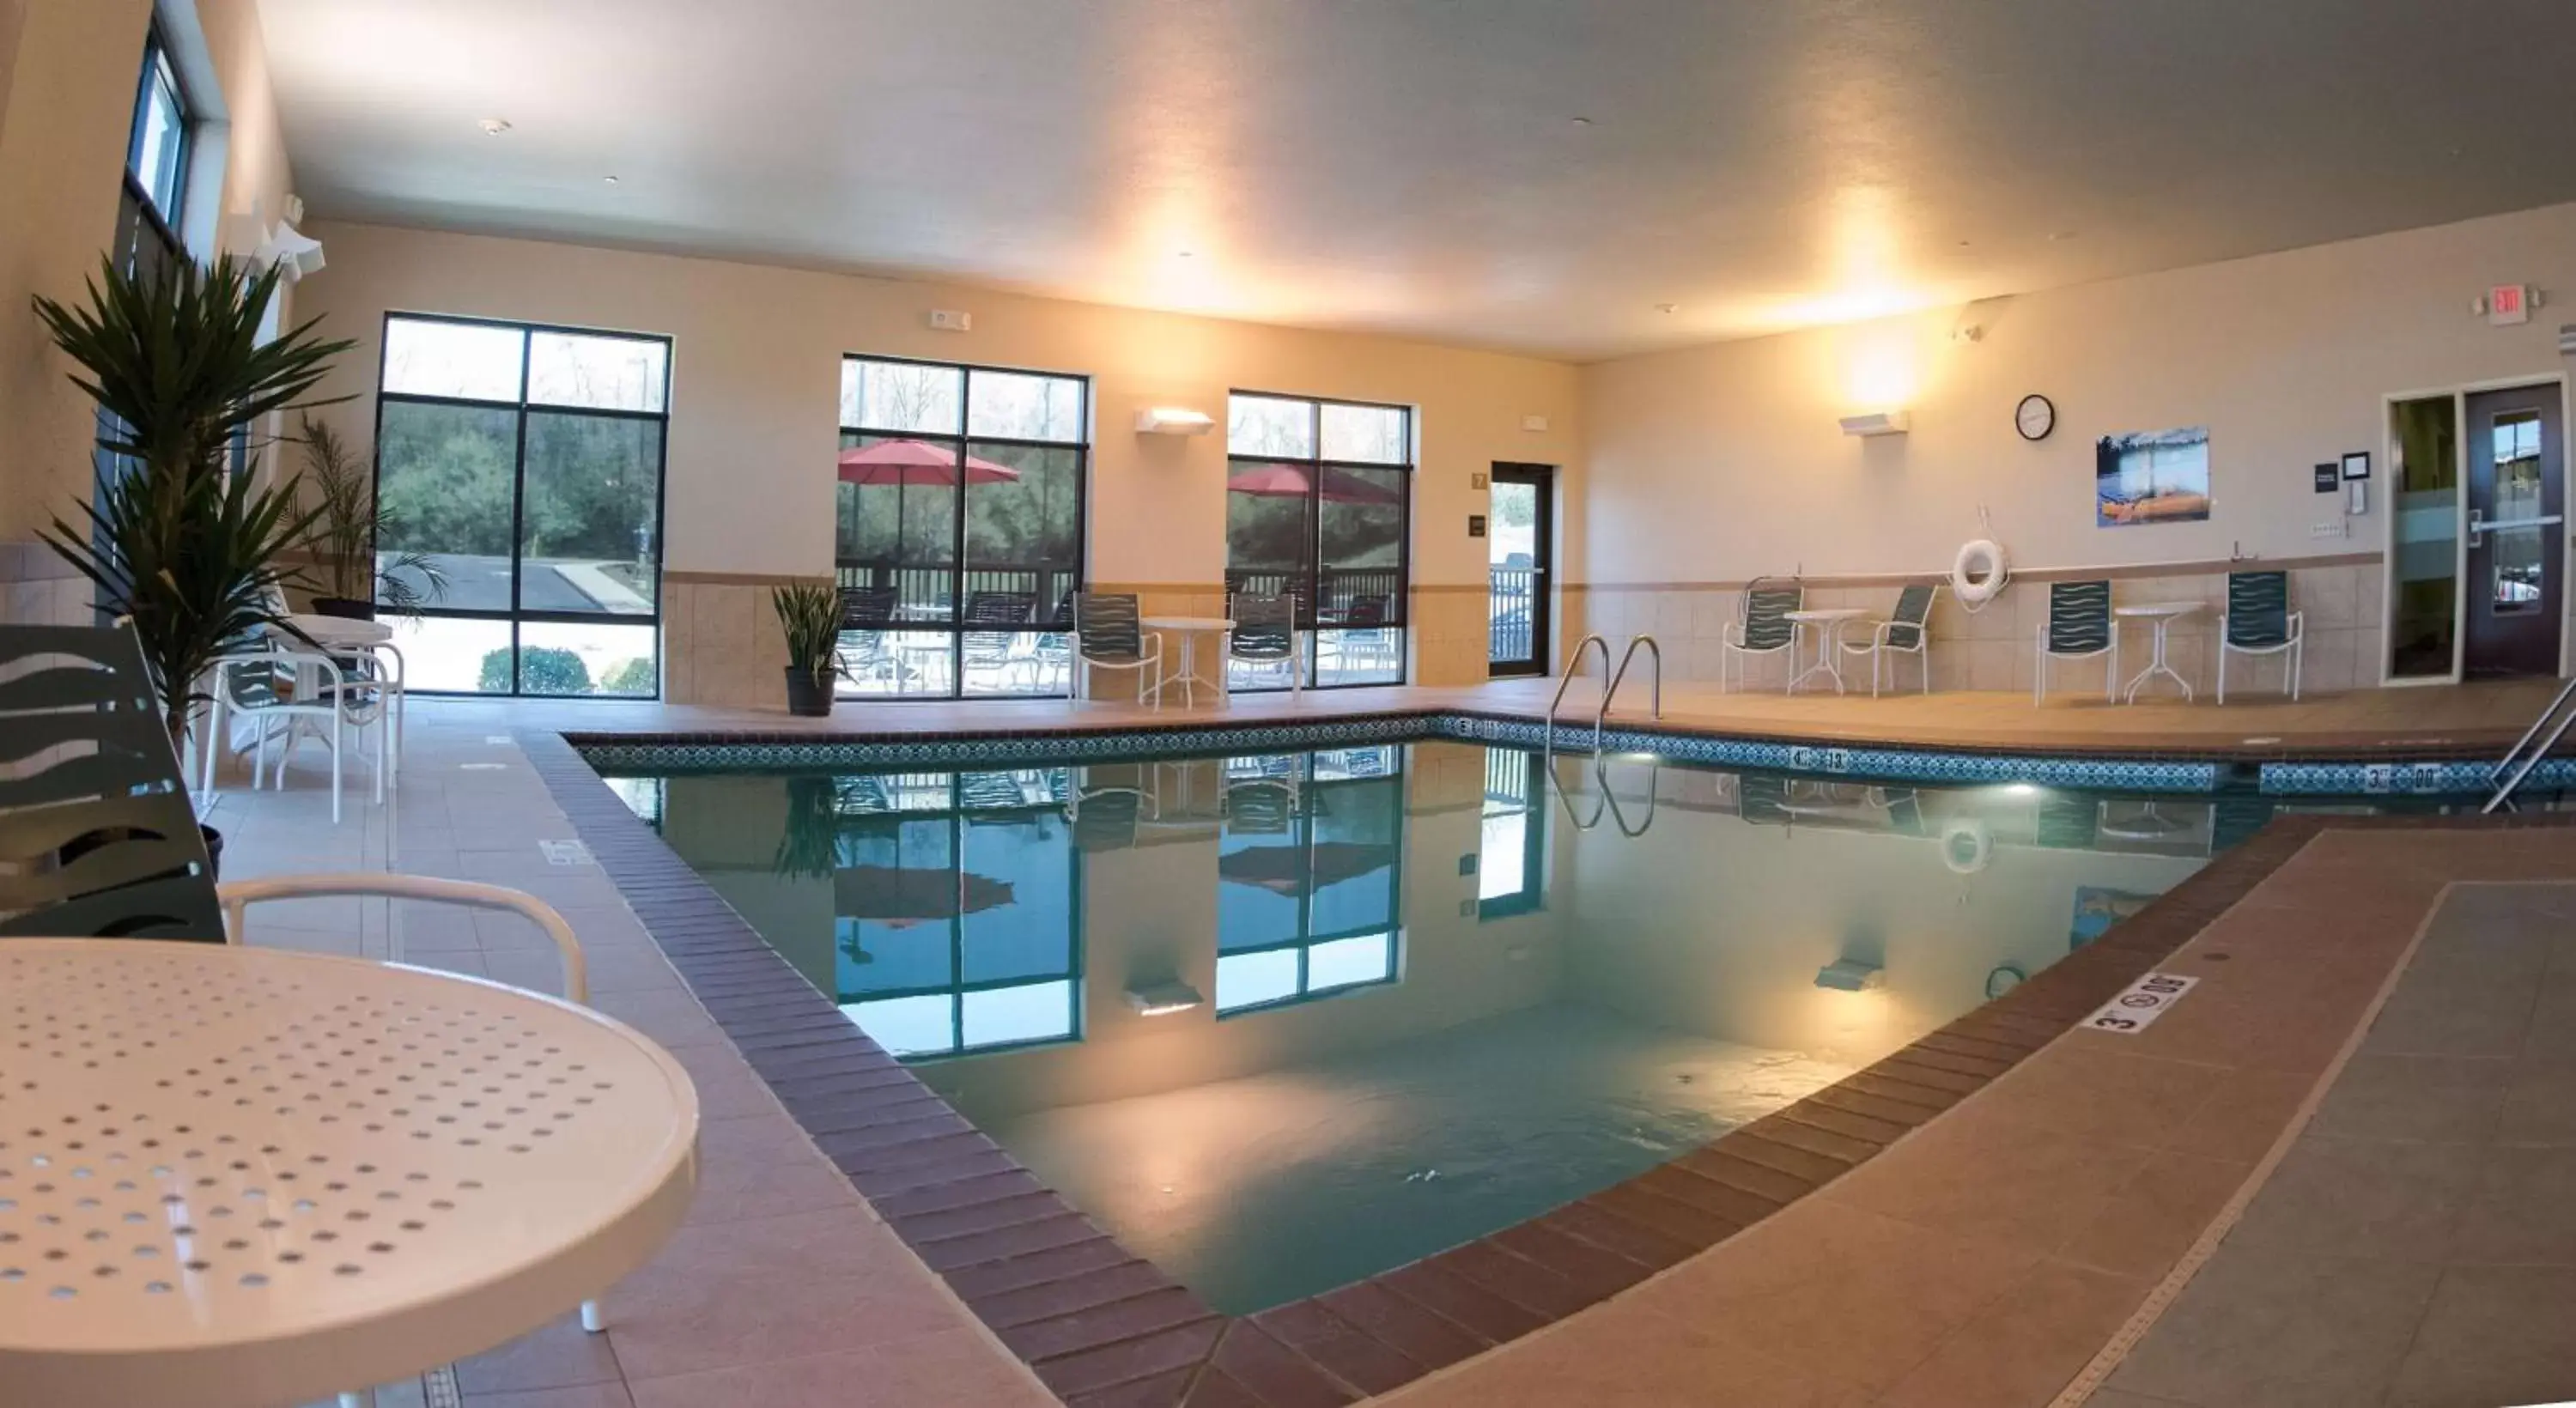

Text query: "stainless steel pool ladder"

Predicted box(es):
[1552, 752, 1659, 836]
[2486, 675, 2576, 813]
[1543, 634, 1664, 756]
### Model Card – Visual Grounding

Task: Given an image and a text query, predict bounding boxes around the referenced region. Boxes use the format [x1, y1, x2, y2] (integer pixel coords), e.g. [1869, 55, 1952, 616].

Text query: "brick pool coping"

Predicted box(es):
[519, 727, 2562, 1406]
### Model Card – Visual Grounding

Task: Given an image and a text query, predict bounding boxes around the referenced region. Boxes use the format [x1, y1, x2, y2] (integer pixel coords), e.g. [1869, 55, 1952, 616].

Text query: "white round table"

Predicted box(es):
[1783, 608, 1870, 694]
[0, 941, 699, 1408]
[1142, 616, 1236, 707]
[2115, 602, 2202, 702]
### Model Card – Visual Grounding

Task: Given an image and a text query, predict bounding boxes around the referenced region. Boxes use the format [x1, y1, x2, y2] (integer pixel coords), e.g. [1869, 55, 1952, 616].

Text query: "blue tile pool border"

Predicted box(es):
[555, 708, 2543, 798]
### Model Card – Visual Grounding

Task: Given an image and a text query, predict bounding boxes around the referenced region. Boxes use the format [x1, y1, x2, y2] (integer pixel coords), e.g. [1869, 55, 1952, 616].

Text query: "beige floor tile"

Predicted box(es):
[1971, 1045, 2229, 1149]
[2385, 1265, 2576, 1408]
[1625, 1200, 2037, 1399]
[458, 1314, 623, 1394]
[684, 1113, 865, 1227]
[2224, 1136, 2484, 1264]
[2057, 1150, 2256, 1279]
[1874, 1259, 2151, 1408]
[1820, 1100, 2156, 1258]
[2305, 1053, 2512, 1144]
[2164, 1066, 2321, 1163]
[1386, 1302, 1862, 1408]
[2102, 1251, 2440, 1405]
[624, 1330, 1053, 1408]
[458, 1381, 635, 1407]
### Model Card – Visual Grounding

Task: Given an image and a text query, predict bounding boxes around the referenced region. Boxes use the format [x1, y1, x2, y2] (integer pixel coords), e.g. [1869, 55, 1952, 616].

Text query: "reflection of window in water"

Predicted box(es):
[1215, 750, 1405, 1014]
[831, 769, 1082, 1059]
[1477, 748, 1545, 918]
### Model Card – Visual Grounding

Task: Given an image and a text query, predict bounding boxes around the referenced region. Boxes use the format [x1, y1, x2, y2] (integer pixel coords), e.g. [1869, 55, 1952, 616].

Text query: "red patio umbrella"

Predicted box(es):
[1226, 463, 1402, 505]
[835, 865, 1016, 928]
[838, 439, 1022, 486]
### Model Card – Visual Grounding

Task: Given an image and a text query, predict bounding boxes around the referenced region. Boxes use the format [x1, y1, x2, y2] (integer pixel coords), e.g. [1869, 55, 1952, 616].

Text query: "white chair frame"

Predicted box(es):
[1843, 588, 1939, 697]
[1720, 595, 1801, 694]
[215, 871, 607, 1394]
[2034, 626, 2120, 705]
[199, 646, 390, 822]
[1072, 632, 1165, 705]
[2217, 610, 2305, 703]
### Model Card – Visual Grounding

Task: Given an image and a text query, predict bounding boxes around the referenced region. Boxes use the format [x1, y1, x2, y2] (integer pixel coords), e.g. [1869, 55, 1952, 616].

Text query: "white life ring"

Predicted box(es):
[1952, 539, 2008, 605]
[1940, 817, 1993, 875]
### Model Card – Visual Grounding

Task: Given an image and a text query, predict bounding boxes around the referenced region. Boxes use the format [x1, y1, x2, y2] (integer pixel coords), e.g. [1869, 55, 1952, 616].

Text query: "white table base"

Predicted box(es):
[2117, 604, 2202, 704]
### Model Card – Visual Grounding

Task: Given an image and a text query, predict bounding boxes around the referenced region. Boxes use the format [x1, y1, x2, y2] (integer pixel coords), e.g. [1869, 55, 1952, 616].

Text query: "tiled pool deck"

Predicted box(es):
[198, 681, 2576, 1407]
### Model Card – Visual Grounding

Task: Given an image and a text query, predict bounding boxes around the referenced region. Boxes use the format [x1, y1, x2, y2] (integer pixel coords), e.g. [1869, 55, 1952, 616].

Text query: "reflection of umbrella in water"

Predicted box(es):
[835, 866, 1016, 930]
[837, 440, 1022, 485]
[1225, 462, 1402, 505]
[1218, 841, 1394, 896]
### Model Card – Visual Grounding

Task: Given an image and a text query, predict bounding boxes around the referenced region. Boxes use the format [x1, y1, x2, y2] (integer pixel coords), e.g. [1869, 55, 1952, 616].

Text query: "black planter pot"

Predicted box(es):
[783, 668, 834, 717]
[310, 597, 375, 621]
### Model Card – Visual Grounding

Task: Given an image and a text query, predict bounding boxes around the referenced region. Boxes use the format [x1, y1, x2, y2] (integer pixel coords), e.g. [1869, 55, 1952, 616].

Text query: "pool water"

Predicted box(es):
[611, 739, 2360, 1314]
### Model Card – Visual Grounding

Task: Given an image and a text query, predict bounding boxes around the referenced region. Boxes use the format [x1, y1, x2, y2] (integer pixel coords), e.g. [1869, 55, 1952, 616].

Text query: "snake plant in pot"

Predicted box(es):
[33, 253, 352, 753]
[773, 582, 845, 716]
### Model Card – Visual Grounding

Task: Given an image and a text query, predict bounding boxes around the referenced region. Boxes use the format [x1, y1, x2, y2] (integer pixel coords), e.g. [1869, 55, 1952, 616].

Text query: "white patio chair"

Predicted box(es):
[1227, 592, 1303, 694]
[198, 642, 388, 822]
[1721, 581, 1802, 692]
[1843, 584, 1938, 696]
[215, 871, 607, 1370]
[1071, 592, 1164, 704]
[2034, 580, 2118, 705]
[2216, 569, 2303, 703]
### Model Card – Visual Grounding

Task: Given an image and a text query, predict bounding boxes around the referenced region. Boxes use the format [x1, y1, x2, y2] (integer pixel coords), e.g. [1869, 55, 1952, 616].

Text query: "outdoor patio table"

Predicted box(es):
[1783, 608, 1870, 694]
[282, 614, 395, 650]
[0, 939, 699, 1408]
[1143, 616, 1235, 707]
[2116, 601, 2202, 702]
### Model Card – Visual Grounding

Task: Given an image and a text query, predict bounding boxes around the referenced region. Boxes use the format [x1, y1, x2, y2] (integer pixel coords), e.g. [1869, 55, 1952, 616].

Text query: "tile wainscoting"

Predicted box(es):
[1563, 555, 2391, 695]
[0, 540, 88, 626]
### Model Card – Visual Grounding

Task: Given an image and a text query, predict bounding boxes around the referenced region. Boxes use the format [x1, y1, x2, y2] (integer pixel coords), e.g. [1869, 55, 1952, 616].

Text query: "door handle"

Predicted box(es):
[2470, 512, 2563, 549]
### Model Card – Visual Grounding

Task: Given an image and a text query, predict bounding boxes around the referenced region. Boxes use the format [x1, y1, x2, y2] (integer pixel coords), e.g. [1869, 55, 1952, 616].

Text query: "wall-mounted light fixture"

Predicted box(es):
[1814, 958, 1886, 992]
[1124, 980, 1204, 1016]
[1135, 406, 1215, 436]
[1838, 410, 1910, 438]
[227, 195, 325, 282]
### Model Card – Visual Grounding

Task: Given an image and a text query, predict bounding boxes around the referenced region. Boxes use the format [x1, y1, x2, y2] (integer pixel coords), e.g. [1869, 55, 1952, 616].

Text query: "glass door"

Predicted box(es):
[2387, 396, 2461, 681]
[2464, 385, 2566, 677]
[1487, 463, 1553, 677]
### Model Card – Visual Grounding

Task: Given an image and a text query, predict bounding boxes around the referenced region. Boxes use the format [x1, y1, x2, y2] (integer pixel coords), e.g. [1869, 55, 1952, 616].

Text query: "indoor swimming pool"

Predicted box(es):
[605, 737, 2414, 1314]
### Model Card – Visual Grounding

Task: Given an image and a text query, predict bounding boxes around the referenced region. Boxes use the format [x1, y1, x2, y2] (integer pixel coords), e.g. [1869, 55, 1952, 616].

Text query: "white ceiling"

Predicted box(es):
[257, 0, 2576, 361]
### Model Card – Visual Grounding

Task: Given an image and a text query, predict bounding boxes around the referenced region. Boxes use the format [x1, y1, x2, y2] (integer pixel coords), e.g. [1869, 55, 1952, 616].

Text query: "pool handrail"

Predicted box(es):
[1543, 634, 1612, 754]
[1601, 634, 1664, 753]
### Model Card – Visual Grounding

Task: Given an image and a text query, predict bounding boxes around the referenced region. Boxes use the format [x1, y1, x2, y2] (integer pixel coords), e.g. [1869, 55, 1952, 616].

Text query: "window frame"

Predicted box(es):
[835, 353, 1094, 701]
[1224, 390, 1415, 690]
[829, 769, 1086, 1060]
[1215, 748, 1408, 1017]
[371, 311, 676, 699]
[1475, 746, 1547, 919]
[118, 23, 192, 270]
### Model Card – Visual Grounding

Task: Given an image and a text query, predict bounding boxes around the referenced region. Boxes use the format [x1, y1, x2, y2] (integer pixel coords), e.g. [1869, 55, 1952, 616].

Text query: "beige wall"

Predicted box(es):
[289, 220, 1585, 696]
[1576, 202, 2576, 689]
[0, 0, 294, 624]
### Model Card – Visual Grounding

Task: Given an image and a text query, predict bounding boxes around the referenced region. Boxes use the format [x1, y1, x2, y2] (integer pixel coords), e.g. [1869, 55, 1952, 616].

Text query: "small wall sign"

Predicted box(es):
[1467, 514, 1488, 538]
[2314, 463, 2339, 493]
[2082, 972, 2198, 1035]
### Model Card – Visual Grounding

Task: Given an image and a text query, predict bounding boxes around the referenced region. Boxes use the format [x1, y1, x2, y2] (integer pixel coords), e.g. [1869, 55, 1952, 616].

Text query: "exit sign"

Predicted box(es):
[2489, 283, 2534, 326]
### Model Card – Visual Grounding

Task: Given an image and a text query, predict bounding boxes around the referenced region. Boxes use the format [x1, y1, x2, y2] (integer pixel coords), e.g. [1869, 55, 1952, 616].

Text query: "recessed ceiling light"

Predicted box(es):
[1570, 116, 1593, 127]
[478, 117, 513, 137]
[1655, 302, 1678, 314]
[602, 175, 620, 185]
[1176, 249, 1195, 258]
[2049, 229, 2079, 241]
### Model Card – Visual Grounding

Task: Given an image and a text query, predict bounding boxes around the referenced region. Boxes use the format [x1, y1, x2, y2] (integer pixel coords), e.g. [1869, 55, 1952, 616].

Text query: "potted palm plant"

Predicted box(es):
[33, 253, 352, 755]
[772, 582, 845, 716]
[290, 412, 447, 619]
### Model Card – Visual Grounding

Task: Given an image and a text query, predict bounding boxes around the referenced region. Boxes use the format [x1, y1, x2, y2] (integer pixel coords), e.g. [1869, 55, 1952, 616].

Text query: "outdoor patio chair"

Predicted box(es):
[0, 622, 224, 941]
[2217, 570, 2303, 703]
[1844, 583, 1938, 696]
[960, 590, 1039, 692]
[2035, 580, 2118, 705]
[837, 584, 900, 686]
[199, 637, 390, 823]
[1722, 580, 1803, 692]
[1321, 593, 1398, 681]
[1072, 592, 1164, 703]
[1228, 592, 1302, 693]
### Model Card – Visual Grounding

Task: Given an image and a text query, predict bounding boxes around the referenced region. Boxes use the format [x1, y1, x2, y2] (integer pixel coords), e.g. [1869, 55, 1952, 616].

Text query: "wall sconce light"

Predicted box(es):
[1124, 980, 1203, 1016]
[1838, 410, 1910, 438]
[228, 195, 325, 282]
[1814, 958, 1886, 992]
[1135, 407, 1215, 436]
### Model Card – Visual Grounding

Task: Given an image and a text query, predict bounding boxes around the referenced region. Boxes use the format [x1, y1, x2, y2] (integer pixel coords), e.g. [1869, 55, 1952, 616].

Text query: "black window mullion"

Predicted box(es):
[951, 371, 974, 699]
[506, 327, 532, 691]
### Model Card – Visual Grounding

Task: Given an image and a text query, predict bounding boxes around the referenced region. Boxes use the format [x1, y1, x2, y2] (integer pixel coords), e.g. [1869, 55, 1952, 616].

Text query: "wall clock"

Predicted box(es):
[2015, 393, 2056, 441]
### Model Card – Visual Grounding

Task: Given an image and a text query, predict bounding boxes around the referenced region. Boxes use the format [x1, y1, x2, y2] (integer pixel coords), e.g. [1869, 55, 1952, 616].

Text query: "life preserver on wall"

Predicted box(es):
[1940, 817, 1993, 875]
[1952, 538, 2009, 607]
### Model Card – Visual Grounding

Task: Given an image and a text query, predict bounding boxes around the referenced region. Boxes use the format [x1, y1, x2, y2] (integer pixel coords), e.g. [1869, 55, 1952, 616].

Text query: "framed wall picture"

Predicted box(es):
[2096, 427, 2211, 526]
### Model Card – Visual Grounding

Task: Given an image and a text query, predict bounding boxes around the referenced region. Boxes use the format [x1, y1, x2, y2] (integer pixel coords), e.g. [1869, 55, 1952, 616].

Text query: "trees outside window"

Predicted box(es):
[372, 315, 671, 695]
[1224, 393, 1413, 689]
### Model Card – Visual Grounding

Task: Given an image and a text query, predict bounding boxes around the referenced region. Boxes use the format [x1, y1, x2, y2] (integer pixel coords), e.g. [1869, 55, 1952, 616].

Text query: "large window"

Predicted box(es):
[1225, 393, 1413, 688]
[836, 356, 1089, 699]
[1476, 746, 1546, 919]
[1215, 748, 1404, 1014]
[373, 315, 671, 696]
[113, 27, 191, 281]
[828, 770, 1083, 1059]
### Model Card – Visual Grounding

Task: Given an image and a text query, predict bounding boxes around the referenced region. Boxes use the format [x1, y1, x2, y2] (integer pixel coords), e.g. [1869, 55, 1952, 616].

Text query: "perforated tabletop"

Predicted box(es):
[0, 941, 699, 1408]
